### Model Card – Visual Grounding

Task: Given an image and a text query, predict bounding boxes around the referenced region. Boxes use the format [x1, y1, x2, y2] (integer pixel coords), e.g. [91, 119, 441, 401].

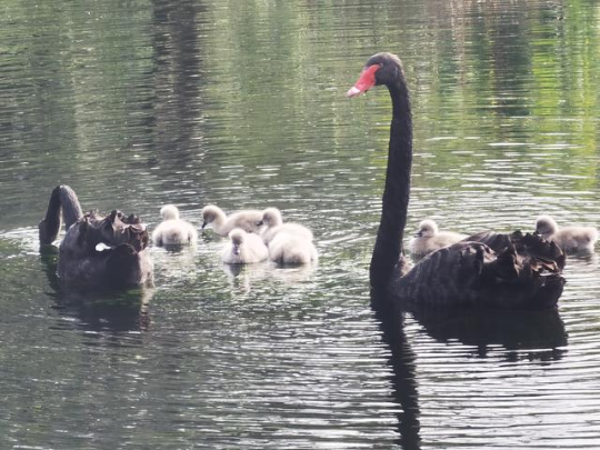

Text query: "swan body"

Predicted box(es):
[201, 204, 262, 236]
[268, 232, 318, 265]
[152, 204, 198, 246]
[348, 53, 565, 310]
[221, 228, 269, 264]
[259, 207, 314, 244]
[535, 215, 598, 253]
[38, 185, 153, 289]
[408, 219, 466, 257]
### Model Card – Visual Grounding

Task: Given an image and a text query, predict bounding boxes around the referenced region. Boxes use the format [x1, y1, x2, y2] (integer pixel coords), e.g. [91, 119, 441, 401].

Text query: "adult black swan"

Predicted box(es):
[347, 52, 565, 309]
[39, 185, 153, 289]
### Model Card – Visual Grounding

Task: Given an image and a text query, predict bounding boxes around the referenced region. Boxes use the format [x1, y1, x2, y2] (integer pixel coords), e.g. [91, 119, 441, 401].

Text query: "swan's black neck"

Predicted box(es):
[370, 75, 412, 289]
[39, 185, 84, 245]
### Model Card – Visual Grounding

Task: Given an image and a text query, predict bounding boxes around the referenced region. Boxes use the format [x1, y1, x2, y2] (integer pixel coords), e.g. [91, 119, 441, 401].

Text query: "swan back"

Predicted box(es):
[268, 233, 318, 265]
[394, 235, 565, 310]
[262, 223, 314, 244]
[225, 210, 264, 235]
[221, 228, 268, 264]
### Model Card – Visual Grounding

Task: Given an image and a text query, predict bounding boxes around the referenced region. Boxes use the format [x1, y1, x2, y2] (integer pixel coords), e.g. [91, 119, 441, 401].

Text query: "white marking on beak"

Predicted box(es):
[346, 86, 363, 98]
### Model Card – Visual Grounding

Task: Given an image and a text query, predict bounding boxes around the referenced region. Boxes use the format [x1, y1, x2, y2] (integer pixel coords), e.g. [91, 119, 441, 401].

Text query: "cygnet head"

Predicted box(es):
[415, 219, 438, 238]
[229, 228, 246, 255]
[259, 207, 283, 228]
[536, 215, 558, 236]
[160, 204, 180, 221]
[201, 204, 223, 228]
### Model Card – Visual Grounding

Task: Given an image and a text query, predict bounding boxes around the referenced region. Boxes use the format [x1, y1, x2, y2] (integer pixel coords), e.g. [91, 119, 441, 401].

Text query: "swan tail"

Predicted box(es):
[39, 185, 84, 245]
[478, 241, 565, 310]
[467, 230, 566, 271]
[270, 246, 311, 265]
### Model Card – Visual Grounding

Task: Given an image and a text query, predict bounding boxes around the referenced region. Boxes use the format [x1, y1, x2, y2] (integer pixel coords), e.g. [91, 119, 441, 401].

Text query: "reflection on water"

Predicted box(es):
[410, 304, 567, 361]
[40, 248, 152, 332]
[1, 0, 600, 448]
[371, 292, 421, 450]
[222, 262, 317, 294]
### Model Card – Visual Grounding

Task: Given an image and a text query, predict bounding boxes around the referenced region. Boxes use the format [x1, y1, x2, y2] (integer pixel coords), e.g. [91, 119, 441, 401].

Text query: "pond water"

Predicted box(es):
[1, 0, 600, 448]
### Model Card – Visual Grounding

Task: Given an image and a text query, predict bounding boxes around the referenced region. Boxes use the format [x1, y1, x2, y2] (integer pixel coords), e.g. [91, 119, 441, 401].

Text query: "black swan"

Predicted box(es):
[535, 215, 598, 253]
[39, 185, 153, 289]
[347, 52, 565, 309]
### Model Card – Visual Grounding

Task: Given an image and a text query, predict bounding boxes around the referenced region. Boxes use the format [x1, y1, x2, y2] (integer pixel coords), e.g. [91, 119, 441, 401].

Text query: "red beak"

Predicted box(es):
[347, 64, 381, 98]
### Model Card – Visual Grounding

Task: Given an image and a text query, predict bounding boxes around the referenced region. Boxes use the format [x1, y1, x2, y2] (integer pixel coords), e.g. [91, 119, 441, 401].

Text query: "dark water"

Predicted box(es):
[1, 0, 600, 448]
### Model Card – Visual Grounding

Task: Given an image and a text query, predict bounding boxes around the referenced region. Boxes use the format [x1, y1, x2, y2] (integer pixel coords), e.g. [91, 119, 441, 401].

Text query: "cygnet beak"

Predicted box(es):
[233, 245, 240, 256]
[201, 221, 207, 229]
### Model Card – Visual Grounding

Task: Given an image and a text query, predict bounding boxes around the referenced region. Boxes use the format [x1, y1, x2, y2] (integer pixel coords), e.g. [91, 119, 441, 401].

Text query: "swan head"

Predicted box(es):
[536, 215, 558, 236]
[259, 207, 283, 228]
[160, 204, 180, 221]
[415, 219, 438, 238]
[229, 228, 246, 255]
[201, 204, 223, 229]
[347, 52, 403, 98]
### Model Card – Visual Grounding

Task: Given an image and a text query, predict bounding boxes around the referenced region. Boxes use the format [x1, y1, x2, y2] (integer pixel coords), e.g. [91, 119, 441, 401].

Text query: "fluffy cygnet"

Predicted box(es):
[201, 204, 263, 236]
[152, 204, 198, 246]
[259, 207, 314, 244]
[221, 228, 269, 264]
[535, 215, 598, 253]
[268, 232, 318, 265]
[408, 219, 466, 257]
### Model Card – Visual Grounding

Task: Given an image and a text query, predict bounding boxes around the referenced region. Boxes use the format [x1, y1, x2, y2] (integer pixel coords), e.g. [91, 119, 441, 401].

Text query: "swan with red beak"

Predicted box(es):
[347, 63, 381, 98]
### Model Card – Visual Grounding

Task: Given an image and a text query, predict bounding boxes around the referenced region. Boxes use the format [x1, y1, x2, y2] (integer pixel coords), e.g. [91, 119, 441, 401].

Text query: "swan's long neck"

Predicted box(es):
[39, 185, 84, 244]
[212, 209, 228, 234]
[370, 77, 412, 289]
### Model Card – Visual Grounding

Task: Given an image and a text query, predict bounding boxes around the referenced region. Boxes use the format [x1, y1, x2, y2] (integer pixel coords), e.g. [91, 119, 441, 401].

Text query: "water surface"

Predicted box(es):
[1, 0, 600, 448]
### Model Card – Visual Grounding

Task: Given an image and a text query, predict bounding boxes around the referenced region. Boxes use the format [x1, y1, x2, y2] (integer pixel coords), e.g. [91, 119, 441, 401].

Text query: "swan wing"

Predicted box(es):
[391, 240, 565, 310]
[466, 230, 566, 270]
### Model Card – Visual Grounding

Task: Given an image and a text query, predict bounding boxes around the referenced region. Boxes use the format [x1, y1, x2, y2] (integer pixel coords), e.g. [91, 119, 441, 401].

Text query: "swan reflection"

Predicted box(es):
[40, 248, 153, 333]
[409, 304, 567, 361]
